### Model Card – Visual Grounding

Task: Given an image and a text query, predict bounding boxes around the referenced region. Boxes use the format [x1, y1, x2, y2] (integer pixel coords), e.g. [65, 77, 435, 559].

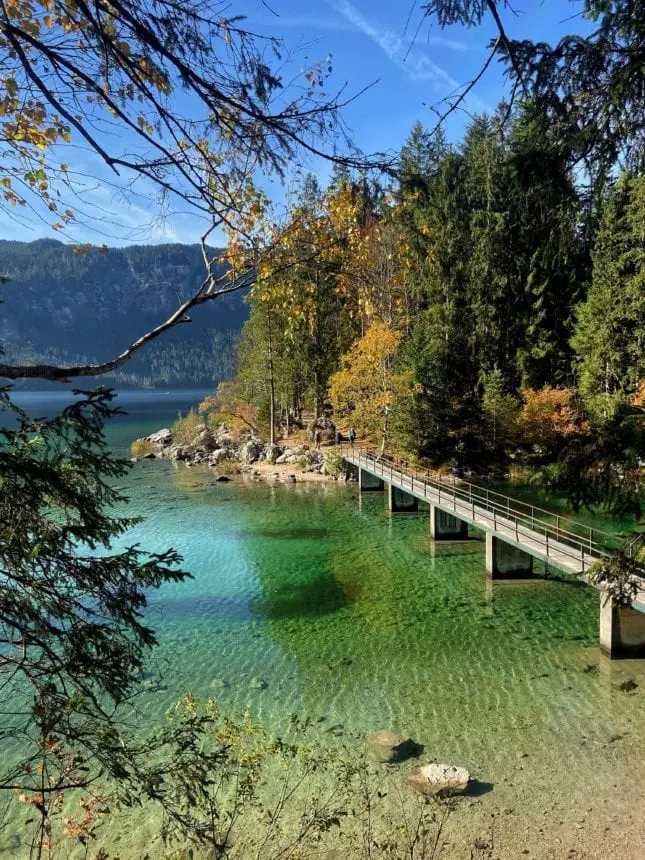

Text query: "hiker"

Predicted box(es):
[349, 427, 356, 447]
[315, 430, 322, 450]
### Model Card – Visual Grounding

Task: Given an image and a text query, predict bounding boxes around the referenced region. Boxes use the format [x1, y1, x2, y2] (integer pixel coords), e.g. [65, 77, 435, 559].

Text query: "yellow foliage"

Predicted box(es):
[329, 322, 418, 453]
[130, 438, 155, 458]
[172, 409, 204, 445]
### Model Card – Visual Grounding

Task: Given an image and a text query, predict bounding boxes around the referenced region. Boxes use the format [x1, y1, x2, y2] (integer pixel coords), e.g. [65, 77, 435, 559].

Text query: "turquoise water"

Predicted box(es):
[5, 390, 645, 858]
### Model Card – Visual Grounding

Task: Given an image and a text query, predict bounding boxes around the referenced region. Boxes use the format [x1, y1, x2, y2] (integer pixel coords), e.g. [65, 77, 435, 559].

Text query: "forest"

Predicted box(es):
[217, 104, 644, 517]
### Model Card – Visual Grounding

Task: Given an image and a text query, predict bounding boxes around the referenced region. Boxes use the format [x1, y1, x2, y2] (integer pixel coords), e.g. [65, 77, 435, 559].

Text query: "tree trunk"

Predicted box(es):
[266, 305, 276, 446]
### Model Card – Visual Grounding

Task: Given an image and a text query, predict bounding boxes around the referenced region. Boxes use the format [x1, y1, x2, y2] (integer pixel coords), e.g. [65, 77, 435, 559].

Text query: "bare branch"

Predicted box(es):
[0, 271, 255, 382]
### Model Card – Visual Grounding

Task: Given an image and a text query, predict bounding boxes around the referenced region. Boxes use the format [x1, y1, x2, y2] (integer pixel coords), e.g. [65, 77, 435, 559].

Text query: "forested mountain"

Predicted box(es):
[0, 239, 246, 387]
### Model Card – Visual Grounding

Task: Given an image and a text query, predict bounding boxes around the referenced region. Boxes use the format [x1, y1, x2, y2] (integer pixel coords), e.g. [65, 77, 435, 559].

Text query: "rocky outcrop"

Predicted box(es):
[191, 428, 218, 452]
[208, 448, 230, 465]
[133, 423, 335, 478]
[365, 731, 423, 764]
[406, 763, 470, 797]
[238, 440, 263, 464]
[146, 428, 173, 447]
[264, 443, 282, 464]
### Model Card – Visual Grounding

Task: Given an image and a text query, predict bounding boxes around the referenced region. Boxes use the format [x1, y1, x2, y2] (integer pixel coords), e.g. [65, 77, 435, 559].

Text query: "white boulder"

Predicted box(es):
[407, 763, 470, 796]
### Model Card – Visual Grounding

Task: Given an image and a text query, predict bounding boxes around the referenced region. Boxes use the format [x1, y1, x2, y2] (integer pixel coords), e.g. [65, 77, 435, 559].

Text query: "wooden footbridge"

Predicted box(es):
[339, 445, 645, 659]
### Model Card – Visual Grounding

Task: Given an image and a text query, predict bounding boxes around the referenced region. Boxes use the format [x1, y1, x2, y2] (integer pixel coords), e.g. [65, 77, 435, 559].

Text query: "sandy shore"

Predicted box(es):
[238, 456, 338, 484]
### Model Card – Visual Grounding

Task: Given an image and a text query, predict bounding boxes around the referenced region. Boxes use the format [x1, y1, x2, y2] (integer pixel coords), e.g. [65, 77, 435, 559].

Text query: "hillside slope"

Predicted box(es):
[0, 240, 247, 387]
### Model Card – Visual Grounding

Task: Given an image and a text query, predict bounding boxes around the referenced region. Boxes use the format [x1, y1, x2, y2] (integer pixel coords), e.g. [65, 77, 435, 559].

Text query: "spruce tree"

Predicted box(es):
[572, 172, 645, 422]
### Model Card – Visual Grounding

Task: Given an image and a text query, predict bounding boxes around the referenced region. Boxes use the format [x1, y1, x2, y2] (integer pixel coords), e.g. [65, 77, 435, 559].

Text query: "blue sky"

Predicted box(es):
[1, 0, 590, 247]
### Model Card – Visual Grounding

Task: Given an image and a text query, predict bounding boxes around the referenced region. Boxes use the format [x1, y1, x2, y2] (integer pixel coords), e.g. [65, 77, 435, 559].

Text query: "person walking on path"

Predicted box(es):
[315, 430, 322, 450]
[349, 427, 356, 447]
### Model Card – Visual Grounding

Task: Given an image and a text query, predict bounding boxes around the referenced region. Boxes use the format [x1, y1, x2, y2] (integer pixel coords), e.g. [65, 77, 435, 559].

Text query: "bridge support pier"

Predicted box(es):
[387, 483, 418, 513]
[486, 533, 533, 578]
[430, 505, 468, 540]
[599, 597, 645, 658]
[359, 468, 384, 492]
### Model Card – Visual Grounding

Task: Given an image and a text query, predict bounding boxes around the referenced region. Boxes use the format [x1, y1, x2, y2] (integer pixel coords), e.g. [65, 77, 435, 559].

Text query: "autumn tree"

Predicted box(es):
[329, 323, 418, 454]
[199, 381, 260, 436]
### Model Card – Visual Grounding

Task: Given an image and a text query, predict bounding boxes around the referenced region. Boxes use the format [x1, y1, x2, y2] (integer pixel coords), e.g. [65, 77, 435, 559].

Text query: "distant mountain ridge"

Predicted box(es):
[0, 239, 247, 387]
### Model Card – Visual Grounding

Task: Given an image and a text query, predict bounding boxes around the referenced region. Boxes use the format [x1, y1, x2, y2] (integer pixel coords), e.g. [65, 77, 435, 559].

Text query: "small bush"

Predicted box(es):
[324, 449, 343, 477]
[131, 438, 155, 458]
[172, 409, 204, 445]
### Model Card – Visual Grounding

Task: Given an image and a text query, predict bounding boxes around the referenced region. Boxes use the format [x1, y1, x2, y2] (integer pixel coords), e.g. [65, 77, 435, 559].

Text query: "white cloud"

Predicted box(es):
[330, 0, 490, 109]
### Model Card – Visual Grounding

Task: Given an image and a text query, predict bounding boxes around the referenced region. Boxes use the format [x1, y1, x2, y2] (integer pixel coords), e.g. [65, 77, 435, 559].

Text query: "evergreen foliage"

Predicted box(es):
[572, 173, 645, 421]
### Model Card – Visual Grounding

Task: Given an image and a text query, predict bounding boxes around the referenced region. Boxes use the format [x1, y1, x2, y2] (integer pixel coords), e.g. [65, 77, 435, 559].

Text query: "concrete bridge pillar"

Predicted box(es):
[430, 504, 468, 540]
[359, 468, 384, 492]
[486, 533, 533, 578]
[599, 597, 645, 658]
[387, 483, 418, 513]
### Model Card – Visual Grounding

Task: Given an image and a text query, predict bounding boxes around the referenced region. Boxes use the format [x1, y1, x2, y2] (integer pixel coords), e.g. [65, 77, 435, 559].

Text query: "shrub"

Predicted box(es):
[324, 449, 343, 477]
[131, 438, 155, 458]
[172, 409, 204, 445]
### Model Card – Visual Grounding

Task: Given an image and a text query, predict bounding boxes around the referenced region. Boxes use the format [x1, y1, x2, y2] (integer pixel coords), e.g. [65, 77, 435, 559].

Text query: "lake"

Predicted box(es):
[4, 388, 645, 859]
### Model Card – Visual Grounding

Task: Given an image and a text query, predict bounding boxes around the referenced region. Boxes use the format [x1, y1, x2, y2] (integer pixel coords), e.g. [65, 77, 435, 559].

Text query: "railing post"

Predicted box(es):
[556, 516, 560, 540]
[493, 509, 497, 530]
[546, 532, 549, 558]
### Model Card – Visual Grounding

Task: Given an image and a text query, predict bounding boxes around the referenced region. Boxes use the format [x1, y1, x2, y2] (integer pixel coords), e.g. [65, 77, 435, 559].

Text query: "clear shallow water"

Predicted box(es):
[4, 390, 645, 858]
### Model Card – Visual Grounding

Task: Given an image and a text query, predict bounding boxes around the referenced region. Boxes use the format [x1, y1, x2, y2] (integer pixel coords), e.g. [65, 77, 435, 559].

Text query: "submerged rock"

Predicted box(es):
[365, 730, 423, 764]
[407, 763, 470, 796]
[214, 475, 231, 483]
[618, 679, 638, 693]
[249, 677, 268, 690]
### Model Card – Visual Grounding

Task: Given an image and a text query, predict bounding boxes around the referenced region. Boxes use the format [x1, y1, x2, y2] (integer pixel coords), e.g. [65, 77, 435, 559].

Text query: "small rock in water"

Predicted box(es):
[618, 679, 638, 693]
[365, 730, 423, 764]
[407, 763, 470, 796]
[287, 474, 297, 483]
[215, 475, 231, 483]
[249, 677, 268, 690]
[142, 452, 156, 459]
[210, 678, 230, 689]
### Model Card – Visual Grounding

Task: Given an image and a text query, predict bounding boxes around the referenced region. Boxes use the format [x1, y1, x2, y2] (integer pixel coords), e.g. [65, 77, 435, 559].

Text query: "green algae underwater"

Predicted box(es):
[3, 390, 645, 859]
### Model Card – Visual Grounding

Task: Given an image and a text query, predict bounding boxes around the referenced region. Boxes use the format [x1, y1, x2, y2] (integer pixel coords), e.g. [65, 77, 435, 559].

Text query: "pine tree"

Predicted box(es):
[572, 172, 645, 422]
